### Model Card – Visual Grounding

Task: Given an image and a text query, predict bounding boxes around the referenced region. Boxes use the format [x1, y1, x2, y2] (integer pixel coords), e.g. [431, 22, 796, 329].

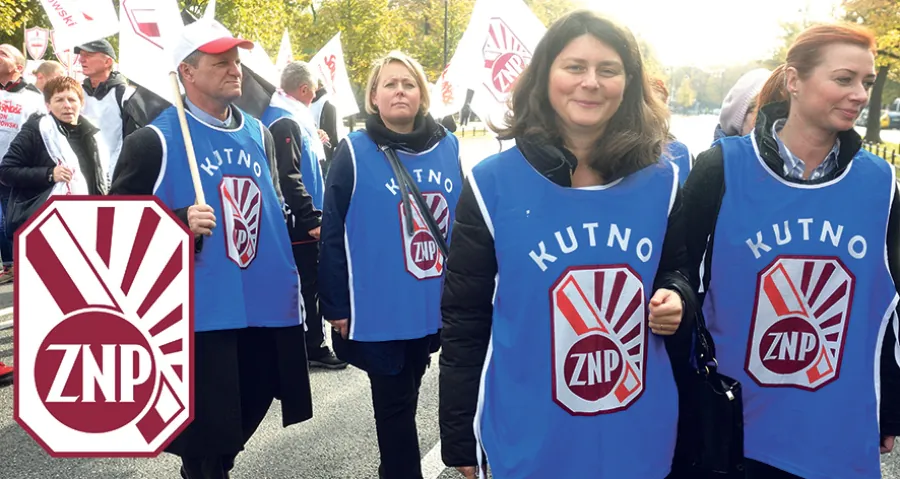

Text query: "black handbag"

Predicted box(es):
[5, 185, 53, 235]
[672, 308, 744, 478]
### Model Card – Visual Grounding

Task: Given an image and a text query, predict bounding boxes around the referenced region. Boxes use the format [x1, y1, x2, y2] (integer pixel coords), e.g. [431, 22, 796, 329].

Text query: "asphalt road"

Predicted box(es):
[2, 116, 900, 479]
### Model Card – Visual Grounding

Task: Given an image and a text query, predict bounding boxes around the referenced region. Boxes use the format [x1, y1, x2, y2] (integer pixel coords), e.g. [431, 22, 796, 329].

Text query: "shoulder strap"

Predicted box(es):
[381, 145, 450, 259]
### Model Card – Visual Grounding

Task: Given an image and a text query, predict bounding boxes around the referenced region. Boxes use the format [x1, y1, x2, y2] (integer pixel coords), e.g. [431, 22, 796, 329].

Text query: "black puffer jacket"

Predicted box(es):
[438, 136, 697, 467]
[0, 113, 106, 197]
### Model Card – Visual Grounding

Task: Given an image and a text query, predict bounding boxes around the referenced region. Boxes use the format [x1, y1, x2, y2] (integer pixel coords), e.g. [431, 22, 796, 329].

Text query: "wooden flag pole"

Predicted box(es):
[168, 71, 206, 205]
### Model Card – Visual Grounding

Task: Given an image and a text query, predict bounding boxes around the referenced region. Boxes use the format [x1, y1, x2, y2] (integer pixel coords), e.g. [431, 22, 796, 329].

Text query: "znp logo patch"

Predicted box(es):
[746, 256, 854, 390]
[551, 265, 646, 415]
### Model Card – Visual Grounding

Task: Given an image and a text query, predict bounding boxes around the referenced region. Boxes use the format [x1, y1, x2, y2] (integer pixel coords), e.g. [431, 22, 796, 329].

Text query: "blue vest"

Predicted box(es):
[150, 106, 302, 332]
[472, 147, 679, 478]
[663, 140, 691, 186]
[260, 106, 325, 210]
[343, 131, 461, 341]
[705, 135, 898, 479]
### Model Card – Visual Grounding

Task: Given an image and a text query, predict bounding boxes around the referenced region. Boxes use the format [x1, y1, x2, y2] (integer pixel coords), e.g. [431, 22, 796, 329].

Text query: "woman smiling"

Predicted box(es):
[439, 10, 695, 479]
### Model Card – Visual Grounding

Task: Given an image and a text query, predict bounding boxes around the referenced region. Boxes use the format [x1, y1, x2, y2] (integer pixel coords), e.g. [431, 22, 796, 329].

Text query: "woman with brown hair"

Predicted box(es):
[683, 23, 900, 479]
[439, 10, 695, 479]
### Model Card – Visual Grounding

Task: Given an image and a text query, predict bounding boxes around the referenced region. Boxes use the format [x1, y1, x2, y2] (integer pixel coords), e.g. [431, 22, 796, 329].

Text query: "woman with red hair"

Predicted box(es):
[681, 23, 900, 479]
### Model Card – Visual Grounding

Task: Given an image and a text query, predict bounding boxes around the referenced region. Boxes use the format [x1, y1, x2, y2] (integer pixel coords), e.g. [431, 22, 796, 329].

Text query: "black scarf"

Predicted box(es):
[364, 113, 446, 153]
[515, 135, 578, 187]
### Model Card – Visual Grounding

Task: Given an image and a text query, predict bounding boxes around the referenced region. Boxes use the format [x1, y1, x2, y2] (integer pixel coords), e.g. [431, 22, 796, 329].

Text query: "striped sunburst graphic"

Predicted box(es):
[16, 198, 193, 454]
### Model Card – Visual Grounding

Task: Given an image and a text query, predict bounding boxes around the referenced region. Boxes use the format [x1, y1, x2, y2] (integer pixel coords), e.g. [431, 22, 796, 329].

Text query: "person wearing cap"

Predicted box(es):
[0, 44, 45, 287]
[32, 60, 65, 94]
[261, 61, 347, 370]
[712, 68, 771, 142]
[111, 18, 313, 479]
[75, 38, 136, 186]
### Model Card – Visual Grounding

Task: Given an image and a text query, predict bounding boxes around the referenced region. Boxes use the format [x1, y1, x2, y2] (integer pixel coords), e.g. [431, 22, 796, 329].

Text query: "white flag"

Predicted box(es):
[429, 62, 466, 119]
[118, 0, 184, 103]
[449, 0, 545, 129]
[275, 30, 293, 75]
[310, 33, 360, 119]
[38, 0, 120, 52]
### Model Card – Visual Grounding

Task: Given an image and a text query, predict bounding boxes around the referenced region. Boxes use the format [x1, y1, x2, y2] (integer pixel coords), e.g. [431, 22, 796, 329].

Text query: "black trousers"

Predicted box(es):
[292, 241, 325, 354]
[743, 459, 802, 479]
[367, 337, 432, 479]
[177, 329, 278, 479]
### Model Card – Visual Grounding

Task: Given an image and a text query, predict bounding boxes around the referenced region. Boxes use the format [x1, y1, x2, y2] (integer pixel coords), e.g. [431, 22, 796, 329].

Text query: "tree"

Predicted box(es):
[842, 0, 900, 142]
[0, 0, 52, 55]
[180, 0, 290, 55]
[675, 75, 696, 110]
[523, 0, 584, 26]
[388, 0, 475, 82]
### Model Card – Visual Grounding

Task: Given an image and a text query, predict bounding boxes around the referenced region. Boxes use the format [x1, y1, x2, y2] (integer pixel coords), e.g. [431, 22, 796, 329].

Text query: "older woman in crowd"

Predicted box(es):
[0, 76, 107, 233]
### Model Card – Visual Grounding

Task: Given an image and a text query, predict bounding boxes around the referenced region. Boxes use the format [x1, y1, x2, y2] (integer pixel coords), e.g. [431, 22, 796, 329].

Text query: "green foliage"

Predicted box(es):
[523, 0, 584, 27]
[0, 0, 49, 54]
[675, 75, 696, 109]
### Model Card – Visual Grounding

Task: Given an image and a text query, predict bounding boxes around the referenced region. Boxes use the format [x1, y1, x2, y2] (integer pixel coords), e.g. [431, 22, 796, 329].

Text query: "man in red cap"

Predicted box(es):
[111, 17, 313, 479]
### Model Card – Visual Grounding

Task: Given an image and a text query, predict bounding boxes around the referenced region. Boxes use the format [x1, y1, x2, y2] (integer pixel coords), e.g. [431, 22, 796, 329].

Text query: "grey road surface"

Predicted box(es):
[2, 116, 900, 479]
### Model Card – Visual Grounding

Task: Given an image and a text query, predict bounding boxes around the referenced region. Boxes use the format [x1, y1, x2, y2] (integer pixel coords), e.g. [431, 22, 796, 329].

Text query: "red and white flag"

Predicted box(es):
[37, 0, 119, 52]
[447, 0, 545, 128]
[310, 33, 359, 119]
[118, 0, 184, 104]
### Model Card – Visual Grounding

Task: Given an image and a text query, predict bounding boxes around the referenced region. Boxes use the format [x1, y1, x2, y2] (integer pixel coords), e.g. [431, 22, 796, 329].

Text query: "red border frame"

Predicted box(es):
[743, 254, 856, 392]
[548, 263, 648, 416]
[12, 195, 196, 458]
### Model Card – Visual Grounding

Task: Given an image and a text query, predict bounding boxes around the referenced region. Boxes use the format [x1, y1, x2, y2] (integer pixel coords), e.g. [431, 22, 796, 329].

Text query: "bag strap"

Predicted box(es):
[380, 144, 450, 259]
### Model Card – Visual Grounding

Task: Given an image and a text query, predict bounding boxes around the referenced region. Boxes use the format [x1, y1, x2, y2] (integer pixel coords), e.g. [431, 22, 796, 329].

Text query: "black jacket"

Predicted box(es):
[438, 136, 697, 467]
[318, 113, 448, 374]
[268, 118, 321, 243]
[0, 113, 107, 197]
[684, 101, 900, 437]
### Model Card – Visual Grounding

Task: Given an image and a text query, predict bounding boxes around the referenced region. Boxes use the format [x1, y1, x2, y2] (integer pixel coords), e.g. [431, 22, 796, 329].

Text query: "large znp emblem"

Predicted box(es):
[746, 256, 854, 390]
[551, 265, 646, 415]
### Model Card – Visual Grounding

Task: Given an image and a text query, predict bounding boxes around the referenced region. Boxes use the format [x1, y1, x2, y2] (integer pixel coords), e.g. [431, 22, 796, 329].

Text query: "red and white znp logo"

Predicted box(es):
[400, 192, 449, 280]
[14, 197, 194, 456]
[481, 17, 532, 102]
[551, 265, 646, 415]
[220, 176, 261, 269]
[746, 256, 855, 390]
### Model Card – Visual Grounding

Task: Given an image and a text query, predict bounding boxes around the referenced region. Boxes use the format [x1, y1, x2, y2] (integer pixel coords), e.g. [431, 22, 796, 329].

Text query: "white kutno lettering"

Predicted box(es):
[383, 168, 454, 195]
[529, 223, 654, 271]
[745, 219, 867, 260]
[200, 148, 264, 178]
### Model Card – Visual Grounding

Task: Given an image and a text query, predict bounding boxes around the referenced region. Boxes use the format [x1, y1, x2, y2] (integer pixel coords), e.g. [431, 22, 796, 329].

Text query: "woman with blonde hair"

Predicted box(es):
[439, 10, 695, 479]
[318, 51, 462, 479]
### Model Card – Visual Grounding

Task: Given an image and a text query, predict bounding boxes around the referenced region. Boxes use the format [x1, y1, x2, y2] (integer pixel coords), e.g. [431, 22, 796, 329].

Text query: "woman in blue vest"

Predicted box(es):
[439, 11, 696, 479]
[318, 51, 461, 479]
[683, 24, 900, 479]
